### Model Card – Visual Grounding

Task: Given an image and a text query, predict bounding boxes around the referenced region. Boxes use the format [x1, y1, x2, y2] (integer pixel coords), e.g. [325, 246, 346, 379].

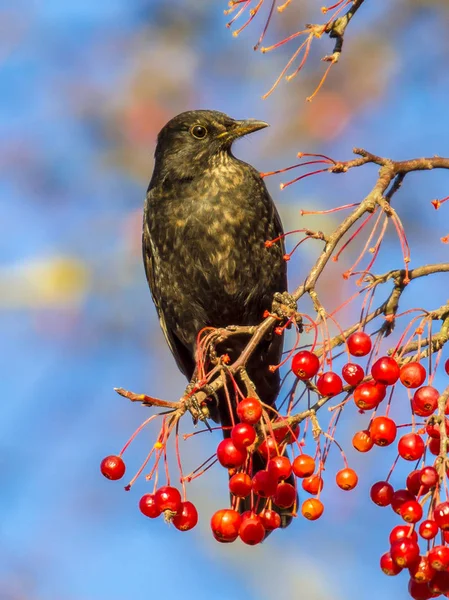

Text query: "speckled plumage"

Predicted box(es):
[142, 110, 287, 423]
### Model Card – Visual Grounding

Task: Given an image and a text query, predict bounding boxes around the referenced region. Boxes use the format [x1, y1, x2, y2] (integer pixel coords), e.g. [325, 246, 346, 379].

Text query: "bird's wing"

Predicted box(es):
[142, 209, 196, 380]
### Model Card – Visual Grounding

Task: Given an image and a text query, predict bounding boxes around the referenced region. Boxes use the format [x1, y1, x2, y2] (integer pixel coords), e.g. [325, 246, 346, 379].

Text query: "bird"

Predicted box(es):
[142, 109, 292, 526]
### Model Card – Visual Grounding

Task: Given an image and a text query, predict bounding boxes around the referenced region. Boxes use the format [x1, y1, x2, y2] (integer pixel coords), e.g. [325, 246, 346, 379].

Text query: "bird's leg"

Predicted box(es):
[270, 291, 303, 330]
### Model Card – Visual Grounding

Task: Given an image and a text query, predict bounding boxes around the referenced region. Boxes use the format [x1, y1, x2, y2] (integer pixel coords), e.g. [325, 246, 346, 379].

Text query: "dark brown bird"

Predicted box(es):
[143, 110, 291, 524]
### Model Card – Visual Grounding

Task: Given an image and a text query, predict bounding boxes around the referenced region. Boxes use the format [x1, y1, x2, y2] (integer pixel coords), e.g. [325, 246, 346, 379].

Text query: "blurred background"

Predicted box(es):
[1, 1, 449, 599]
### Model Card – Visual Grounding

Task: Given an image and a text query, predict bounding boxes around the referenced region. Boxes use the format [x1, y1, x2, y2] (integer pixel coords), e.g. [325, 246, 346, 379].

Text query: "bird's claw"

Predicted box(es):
[271, 292, 302, 330]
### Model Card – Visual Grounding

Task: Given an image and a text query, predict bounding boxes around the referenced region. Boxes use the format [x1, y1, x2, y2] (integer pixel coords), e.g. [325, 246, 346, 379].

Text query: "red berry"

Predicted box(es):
[231, 423, 256, 449]
[347, 331, 372, 357]
[292, 454, 315, 478]
[342, 362, 365, 386]
[259, 509, 281, 531]
[420, 466, 438, 488]
[408, 578, 434, 600]
[155, 486, 182, 514]
[172, 501, 198, 531]
[272, 417, 300, 444]
[238, 512, 265, 545]
[412, 386, 439, 417]
[380, 551, 402, 576]
[369, 416, 397, 446]
[428, 571, 449, 595]
[252, 470, 278, 498]
[370, 481, 394, 507]
[398, 433, 425, 461]
[291, 350, 320, 380]
[316, 371, 343, 396]
[302, 474, 323, 495]
[428, 436, 443, 456]
[336, 467, 358, 491]
[391, 489, 415, 514]
[301, 498, 324, 520]
[445, 358, 449, 375]
[267, 455, 292, 481]
[428, 545, 449, 571]
[353, 381, 386, 410]
[426, 417, 449, 438]
[419, 520, 439, 540]
[400, 362, 427, 388]
[217, 438, 247, 468]
[407, 470, 427, 496]
[211, 509, 241, 543]
[389, 524, 418, 545]
[237, 397, 262, 425]
[352, 429, 374, 452]
[371, 356, 400, 385]
[139, 493, 162, 519]
[400, 500, 423, 523]
[257, 436, 279, 460]
[409, 556, 435, 583]
[433, 501, 449, 530]
[390, 538, 420, 568]
[100, 455, 126, 480]
[274, 482, 296, 508]
[229, 472, 252, 497]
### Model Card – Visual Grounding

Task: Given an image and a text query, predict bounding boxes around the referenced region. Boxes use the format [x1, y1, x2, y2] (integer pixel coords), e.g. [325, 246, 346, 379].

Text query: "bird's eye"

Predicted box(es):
[190, 125, 207, 139]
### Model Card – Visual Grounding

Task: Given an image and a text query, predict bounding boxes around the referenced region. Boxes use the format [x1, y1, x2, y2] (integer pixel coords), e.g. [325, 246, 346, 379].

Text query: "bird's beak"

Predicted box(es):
[216, 119, 269, 140]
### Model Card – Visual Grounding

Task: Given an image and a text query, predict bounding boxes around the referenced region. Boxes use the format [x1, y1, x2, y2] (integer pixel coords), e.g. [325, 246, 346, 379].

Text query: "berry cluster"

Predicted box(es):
[100, 323, 449, 598]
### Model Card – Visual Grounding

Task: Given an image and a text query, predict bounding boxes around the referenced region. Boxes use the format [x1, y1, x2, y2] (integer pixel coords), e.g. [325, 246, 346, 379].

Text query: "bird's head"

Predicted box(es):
[151, 109, 268, 183]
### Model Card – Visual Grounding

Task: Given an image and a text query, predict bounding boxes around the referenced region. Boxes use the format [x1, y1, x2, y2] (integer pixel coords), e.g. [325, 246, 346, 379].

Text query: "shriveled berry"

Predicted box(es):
[139, 493, 162, 519]
[316, 371, 343, 396]
[100, 455, 126, 480]
[400, 362, 427, 388]
[347, 331, 372, 357]
[352, 429, 374, 452]
[237, 397, 262, 425]
[342, 362, 365, 386]
[292, 454, 315, 478]
[370, 481, 394, 507]
[301, 498, 324, 520]
[239, 512, 265, 545]
[210, 509, 242, 543]
[217, 438, 247, 468]
[172, 501, 198, 531]
[336, 467, 358, 490]
[398, 433, 425, 461]
[291, 350, 320, 380]
[371, 356, 400, 385]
